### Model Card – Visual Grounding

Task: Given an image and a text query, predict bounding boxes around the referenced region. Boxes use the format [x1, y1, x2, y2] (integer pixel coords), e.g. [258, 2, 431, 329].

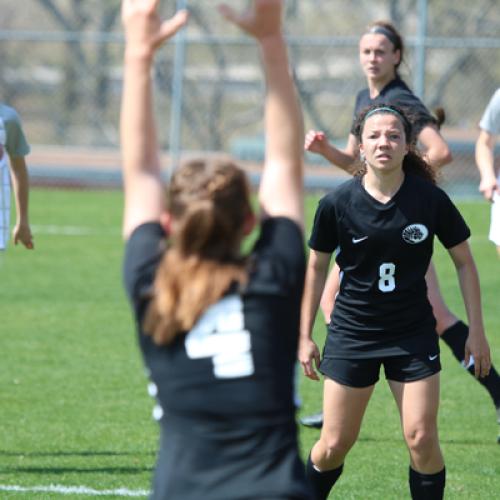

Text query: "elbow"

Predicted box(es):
[429, 145, 453, 169]
[438, 145, 453, 167]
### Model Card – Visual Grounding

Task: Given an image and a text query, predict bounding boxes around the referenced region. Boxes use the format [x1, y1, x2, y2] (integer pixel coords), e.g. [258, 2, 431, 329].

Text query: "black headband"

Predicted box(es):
[368, 26, 399, 48]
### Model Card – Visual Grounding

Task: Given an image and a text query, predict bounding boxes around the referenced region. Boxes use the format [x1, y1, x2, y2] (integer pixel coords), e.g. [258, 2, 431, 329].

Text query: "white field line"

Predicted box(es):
[0, 484, 149, 497]
[29, 225, 495, 245]
[31, 225, 121, 236]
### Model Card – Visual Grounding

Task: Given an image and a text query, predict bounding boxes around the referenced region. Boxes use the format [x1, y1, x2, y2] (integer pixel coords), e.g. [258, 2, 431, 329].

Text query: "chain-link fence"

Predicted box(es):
[1, 0, 499, 194]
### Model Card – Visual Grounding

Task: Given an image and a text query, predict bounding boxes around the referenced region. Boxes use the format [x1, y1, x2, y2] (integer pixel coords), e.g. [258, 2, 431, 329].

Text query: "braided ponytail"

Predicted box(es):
[144, 158, 252, 345]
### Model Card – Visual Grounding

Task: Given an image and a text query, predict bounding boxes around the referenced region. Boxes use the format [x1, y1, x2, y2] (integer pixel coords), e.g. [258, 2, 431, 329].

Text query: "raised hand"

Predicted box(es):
[304, 130, 330, 155]
[218, 0, 282, 40]
[121, 0, 189, 59]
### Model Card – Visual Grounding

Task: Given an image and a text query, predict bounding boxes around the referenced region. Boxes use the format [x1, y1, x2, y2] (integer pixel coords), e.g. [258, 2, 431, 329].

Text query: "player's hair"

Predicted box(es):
[354, 104, 437, 184]
[433, 107, 446, 129]
[144, 158, 252, 345]
[365, 20, 404, 71]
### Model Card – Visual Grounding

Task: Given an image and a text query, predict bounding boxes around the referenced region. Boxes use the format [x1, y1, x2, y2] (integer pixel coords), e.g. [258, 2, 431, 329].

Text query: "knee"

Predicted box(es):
[404, 425, 439, 458]
[433, 309, 457, 335]
[319, 433, 355, 464]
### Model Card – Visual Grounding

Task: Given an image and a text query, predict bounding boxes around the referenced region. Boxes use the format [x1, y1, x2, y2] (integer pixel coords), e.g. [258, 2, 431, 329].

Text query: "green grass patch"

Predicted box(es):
[1, 189, 499, 498]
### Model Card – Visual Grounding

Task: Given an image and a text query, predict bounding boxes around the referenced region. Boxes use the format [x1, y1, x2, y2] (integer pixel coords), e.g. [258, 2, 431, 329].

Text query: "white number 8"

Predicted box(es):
[378, 262, 396, 292]
[185, 295, 254, 379]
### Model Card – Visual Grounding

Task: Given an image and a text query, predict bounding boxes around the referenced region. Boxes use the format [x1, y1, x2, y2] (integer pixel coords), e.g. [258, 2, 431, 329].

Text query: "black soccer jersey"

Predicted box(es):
[309, 174, 470, 359]
[351, 77, 437, 139]
[123, 218, 310, 500]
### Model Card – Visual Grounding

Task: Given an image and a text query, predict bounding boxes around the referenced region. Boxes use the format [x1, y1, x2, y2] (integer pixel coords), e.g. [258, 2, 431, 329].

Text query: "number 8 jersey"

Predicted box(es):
[309, 173, 470, 359]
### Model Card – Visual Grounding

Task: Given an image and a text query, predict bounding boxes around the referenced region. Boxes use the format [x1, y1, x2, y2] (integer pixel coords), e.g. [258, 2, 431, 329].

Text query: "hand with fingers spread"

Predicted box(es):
[218, 0, 282, 41]
[298, 337, 321, 381]
[121, 0, 189, 60]
[464, 330, 492, 379]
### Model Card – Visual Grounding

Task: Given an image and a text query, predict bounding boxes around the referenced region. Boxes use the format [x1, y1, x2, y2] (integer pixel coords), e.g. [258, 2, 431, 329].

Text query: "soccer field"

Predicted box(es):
[1, 189, 499, 499]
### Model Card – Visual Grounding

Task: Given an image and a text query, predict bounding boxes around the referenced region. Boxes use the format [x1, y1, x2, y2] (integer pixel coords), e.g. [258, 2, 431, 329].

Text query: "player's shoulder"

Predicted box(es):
[405, 172, 436, 190]
[405, 173, 448, 202]
[486, 88, 500, 109]
[384, 80, 421, 105]
[0, 103, 21, 124]
[320, 177, 359, 209]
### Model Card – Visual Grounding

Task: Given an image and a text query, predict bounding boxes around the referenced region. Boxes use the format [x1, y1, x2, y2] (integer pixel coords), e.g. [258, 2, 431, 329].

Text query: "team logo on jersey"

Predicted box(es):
[402, 224, 428, 244]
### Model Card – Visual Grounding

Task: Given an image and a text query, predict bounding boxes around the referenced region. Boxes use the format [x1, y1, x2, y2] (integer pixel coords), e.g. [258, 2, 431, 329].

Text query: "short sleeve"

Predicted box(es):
[2, 107, 30, 157]
[247, 217, 305, 295]
[123, 222, 167, 304]
[308, 194, 338, 253]
[479, 89, 500, 135]
[350, 90, 368, 135]
[390, 92, 437, 138]
[434, 190, 471, 249]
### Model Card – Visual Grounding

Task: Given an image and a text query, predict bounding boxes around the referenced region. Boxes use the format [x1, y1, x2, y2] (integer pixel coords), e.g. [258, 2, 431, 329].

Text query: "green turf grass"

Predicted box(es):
[1, 189, 499, 499]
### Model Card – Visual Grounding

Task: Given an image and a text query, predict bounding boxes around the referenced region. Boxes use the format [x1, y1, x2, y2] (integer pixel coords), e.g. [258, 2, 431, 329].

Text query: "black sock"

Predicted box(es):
[441, 320, 500, 407]
[305, 454, 343, 500]
[409, 467, 446, 500]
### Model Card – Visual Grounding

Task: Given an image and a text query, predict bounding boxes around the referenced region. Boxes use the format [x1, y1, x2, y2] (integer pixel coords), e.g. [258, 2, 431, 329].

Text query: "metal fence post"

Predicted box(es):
[414, 0, 428, 100]
[168, 0, 188, 179]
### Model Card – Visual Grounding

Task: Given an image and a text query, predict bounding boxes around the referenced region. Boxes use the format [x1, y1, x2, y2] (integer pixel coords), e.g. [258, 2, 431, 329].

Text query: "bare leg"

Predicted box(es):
[390, 374, 446, 499]
[305, 378, 374, 499]
[389, 374, 444, 473]
[311, 378, 374, 470]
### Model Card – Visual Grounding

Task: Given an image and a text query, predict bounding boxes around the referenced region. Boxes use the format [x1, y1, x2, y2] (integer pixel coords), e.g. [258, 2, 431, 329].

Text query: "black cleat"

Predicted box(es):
[299, 411, 323, 429]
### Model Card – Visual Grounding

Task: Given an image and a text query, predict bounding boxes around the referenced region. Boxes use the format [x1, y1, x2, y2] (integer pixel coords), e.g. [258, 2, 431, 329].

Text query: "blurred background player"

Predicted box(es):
[475, 88, 500, 257]
[0, 103, 33, 251]
[121, 0, 310, 498]
[300, 21, 500, 439]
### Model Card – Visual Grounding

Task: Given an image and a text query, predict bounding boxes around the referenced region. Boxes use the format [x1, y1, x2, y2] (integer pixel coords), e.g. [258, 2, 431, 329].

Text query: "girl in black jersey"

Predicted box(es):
[300, 21, 500, 437]
[300, 103, 492, 500]
[121, 1, 309, 499]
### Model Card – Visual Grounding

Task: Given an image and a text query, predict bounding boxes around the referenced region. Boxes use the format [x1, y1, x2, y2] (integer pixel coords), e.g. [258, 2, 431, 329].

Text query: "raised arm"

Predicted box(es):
[475, 129, 498, 201]
[220, 0, 304, 229]
[9, 155, 33, 249]
[120, 0, 188, 239]
[305, 130, 359, 174]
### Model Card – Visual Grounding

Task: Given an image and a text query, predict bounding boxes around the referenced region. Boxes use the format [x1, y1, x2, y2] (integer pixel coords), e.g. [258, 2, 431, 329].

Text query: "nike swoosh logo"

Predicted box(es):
[428, 354, 439, 361]
[352, 236, 368, 244]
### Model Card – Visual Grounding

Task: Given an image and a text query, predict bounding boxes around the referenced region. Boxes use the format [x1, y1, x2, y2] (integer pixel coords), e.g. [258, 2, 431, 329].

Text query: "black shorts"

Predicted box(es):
[320, 353, 441, 388]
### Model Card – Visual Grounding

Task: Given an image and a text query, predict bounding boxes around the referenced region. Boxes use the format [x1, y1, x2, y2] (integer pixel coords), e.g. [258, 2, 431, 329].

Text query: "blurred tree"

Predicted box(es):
[36, 0, 121, 143]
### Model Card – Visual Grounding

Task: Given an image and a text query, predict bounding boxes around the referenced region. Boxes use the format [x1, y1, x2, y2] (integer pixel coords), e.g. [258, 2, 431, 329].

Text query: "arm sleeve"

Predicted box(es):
[123, 222, 167, 304]
[4, 108, 30, 157]
[248, 217, 305, 295]
[479, 89, 500, 135]
[393, 92, 437, 137]
[434, 190, 471, 249]
[308, 194, 338, 253]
